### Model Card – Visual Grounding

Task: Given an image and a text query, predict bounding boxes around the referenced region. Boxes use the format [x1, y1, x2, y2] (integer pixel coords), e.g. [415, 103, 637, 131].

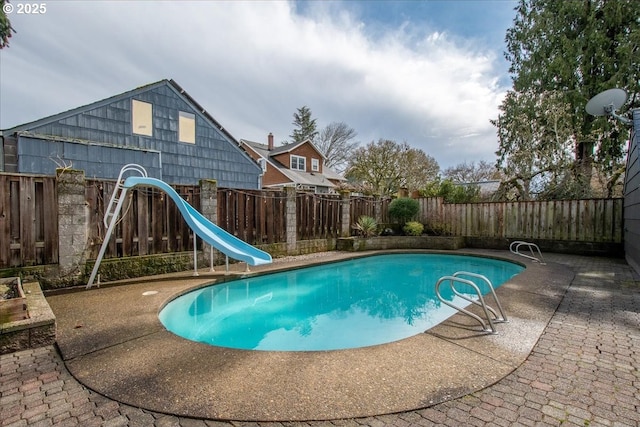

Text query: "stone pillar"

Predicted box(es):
[340, 191, 351, 237]
[285, 186, 297, 254]
[56, 168, 88, 278]
[200, 179, 217, 265]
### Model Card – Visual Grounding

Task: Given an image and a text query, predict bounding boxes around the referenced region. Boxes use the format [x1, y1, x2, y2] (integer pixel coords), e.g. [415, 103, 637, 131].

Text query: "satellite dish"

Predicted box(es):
[585, 88, 631, 125]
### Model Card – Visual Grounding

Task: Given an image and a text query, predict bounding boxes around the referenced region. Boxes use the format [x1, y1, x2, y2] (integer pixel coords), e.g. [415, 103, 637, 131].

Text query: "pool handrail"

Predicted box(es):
[452, 271, 508, 323]
[435, 275, 500, 334]
[509, 240, 546, 265]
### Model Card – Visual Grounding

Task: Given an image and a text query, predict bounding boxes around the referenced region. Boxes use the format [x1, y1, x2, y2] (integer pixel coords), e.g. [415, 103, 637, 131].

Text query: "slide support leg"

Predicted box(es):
[192, 235, 199, 277]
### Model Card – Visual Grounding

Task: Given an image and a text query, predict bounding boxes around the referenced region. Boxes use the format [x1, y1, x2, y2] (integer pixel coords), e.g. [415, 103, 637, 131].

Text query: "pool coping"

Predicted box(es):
[46, 249, 574, 422]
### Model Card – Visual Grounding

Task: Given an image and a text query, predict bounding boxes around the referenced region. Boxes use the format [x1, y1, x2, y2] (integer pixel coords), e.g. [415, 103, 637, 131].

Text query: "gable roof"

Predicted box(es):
[241, 140, 272, 159]
[268, 138, 327, 160]
[2, 79, 240, 145]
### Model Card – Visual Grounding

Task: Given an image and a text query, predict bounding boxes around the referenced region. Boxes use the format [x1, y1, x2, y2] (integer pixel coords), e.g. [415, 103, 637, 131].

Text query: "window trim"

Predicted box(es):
[132, 99, 153, 136]
[311, 158, 320, 172]
[290, 154, 306, 171]
[178, 111, 196, 144]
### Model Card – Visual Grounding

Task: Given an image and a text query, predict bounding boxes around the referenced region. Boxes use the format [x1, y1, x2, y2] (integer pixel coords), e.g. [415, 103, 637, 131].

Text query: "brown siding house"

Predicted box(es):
[240, 134, 345, 193]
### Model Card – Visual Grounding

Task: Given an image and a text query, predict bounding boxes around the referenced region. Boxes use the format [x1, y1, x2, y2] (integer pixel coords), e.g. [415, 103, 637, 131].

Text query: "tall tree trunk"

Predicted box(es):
[575, 140, 594, 197]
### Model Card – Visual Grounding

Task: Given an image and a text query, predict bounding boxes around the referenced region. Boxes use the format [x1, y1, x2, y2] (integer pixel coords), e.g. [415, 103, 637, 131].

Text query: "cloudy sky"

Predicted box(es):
[0, 0, 517, 170]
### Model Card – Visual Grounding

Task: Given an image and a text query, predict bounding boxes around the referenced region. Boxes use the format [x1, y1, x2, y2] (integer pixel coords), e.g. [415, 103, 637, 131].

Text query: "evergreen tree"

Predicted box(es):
[0, 0, 15, 48]
[289, 106, 318, 144]
[495, 0, 639, 199]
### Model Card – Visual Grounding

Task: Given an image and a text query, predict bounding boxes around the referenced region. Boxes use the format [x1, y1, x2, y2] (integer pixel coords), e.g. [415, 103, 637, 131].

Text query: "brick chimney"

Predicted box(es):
[268, 132, 274, 150]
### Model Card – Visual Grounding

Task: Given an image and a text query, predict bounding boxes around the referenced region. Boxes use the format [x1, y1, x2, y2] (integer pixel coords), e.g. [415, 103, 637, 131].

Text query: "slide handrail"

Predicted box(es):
[103, 163, 148, 228]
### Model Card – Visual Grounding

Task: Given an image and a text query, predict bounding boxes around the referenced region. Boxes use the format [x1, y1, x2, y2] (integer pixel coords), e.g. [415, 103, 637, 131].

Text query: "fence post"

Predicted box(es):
[340, 191, 351, 237]
[285, 186, 297, 254]
[200, 179, 217, 266]
[56, 168, 88, 279]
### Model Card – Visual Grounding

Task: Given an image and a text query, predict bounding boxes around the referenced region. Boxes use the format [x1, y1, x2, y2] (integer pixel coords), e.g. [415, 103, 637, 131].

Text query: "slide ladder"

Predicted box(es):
[87, 164, 145, 289]
[435, 271, 507, 334]
[87, 164, 272, 289]
[103, 164, 147, 229]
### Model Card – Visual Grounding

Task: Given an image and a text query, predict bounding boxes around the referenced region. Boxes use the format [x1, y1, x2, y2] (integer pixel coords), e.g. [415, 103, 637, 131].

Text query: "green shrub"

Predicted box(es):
[354, 215, 378, 237]
[388, 197, 419, 224]
[403, 221, 424, 236]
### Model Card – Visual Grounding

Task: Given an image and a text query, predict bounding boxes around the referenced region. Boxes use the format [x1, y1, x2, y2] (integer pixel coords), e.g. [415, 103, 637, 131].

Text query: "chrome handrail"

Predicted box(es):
[435, 275, 500, 334]
[509, 240, 546, 265]
[452, 271, 507, 323]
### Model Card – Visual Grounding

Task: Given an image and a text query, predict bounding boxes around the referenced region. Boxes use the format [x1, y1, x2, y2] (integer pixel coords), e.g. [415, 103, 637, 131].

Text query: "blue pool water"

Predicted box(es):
[159, 253, 523, 351]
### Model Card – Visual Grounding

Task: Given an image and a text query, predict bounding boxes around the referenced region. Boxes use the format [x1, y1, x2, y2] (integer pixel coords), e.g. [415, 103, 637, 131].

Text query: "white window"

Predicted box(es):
[178, 111, 196, 144]
[132, 100, 153, 136]
[311, 158, 320, 172]
[291, 155, 306, 171]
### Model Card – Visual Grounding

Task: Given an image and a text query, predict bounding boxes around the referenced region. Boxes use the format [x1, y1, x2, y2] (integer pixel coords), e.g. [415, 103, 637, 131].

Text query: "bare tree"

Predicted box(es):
[346, 139, 439, 196]
[315, 122, 359, 173]
[492, 90, 577, 200]
[443, 160, 501, 184]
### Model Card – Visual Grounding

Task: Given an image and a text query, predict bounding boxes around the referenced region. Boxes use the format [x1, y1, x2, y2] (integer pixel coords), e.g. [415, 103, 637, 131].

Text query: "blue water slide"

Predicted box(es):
[123, 176, 272, 266]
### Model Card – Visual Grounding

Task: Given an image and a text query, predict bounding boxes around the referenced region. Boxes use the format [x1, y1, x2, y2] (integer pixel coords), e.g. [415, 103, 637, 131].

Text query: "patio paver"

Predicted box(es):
[1, 252, 639, 426]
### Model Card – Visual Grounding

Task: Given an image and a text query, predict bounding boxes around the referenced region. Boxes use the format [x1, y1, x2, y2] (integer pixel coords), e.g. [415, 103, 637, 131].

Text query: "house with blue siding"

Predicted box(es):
[0, 79, 263, 188]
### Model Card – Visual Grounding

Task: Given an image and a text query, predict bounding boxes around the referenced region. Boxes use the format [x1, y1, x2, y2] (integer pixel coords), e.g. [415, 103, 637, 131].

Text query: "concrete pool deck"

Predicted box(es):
[43, 249, 575, 422]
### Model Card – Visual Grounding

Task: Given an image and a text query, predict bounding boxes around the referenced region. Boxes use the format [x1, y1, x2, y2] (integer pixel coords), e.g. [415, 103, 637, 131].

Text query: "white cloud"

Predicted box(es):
[0, 0, 509, 169]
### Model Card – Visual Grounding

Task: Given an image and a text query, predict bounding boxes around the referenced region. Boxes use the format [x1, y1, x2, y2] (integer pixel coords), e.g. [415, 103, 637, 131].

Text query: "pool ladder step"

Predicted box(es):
[435, 271, 507, 334]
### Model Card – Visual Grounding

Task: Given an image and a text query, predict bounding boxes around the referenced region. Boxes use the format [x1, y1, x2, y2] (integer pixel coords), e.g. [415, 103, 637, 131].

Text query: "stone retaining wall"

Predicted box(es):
[0, 282, 56, 355]
[337, 236, 466, 251]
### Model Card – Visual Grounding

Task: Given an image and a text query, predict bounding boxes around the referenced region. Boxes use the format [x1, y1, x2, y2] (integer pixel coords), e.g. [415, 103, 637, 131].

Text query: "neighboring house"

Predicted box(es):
[239, 133, 346, 193]
[0, 79, 262, 188]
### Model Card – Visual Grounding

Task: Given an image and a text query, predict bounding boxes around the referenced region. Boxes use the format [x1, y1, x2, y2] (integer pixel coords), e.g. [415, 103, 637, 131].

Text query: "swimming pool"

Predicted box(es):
[159, 253, 524, 351]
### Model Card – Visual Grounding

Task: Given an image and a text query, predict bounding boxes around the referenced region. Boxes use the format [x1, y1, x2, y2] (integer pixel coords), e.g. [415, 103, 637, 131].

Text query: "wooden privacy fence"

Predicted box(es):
[0, 174, 58, 267]
[349, 196, 391, 226]
[418, 197, 624, 242]
[85, 180, 200, 260]
[0, 170, 625, 270]
[297, 193, 342, 240]
[218, 188, 286, 244]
